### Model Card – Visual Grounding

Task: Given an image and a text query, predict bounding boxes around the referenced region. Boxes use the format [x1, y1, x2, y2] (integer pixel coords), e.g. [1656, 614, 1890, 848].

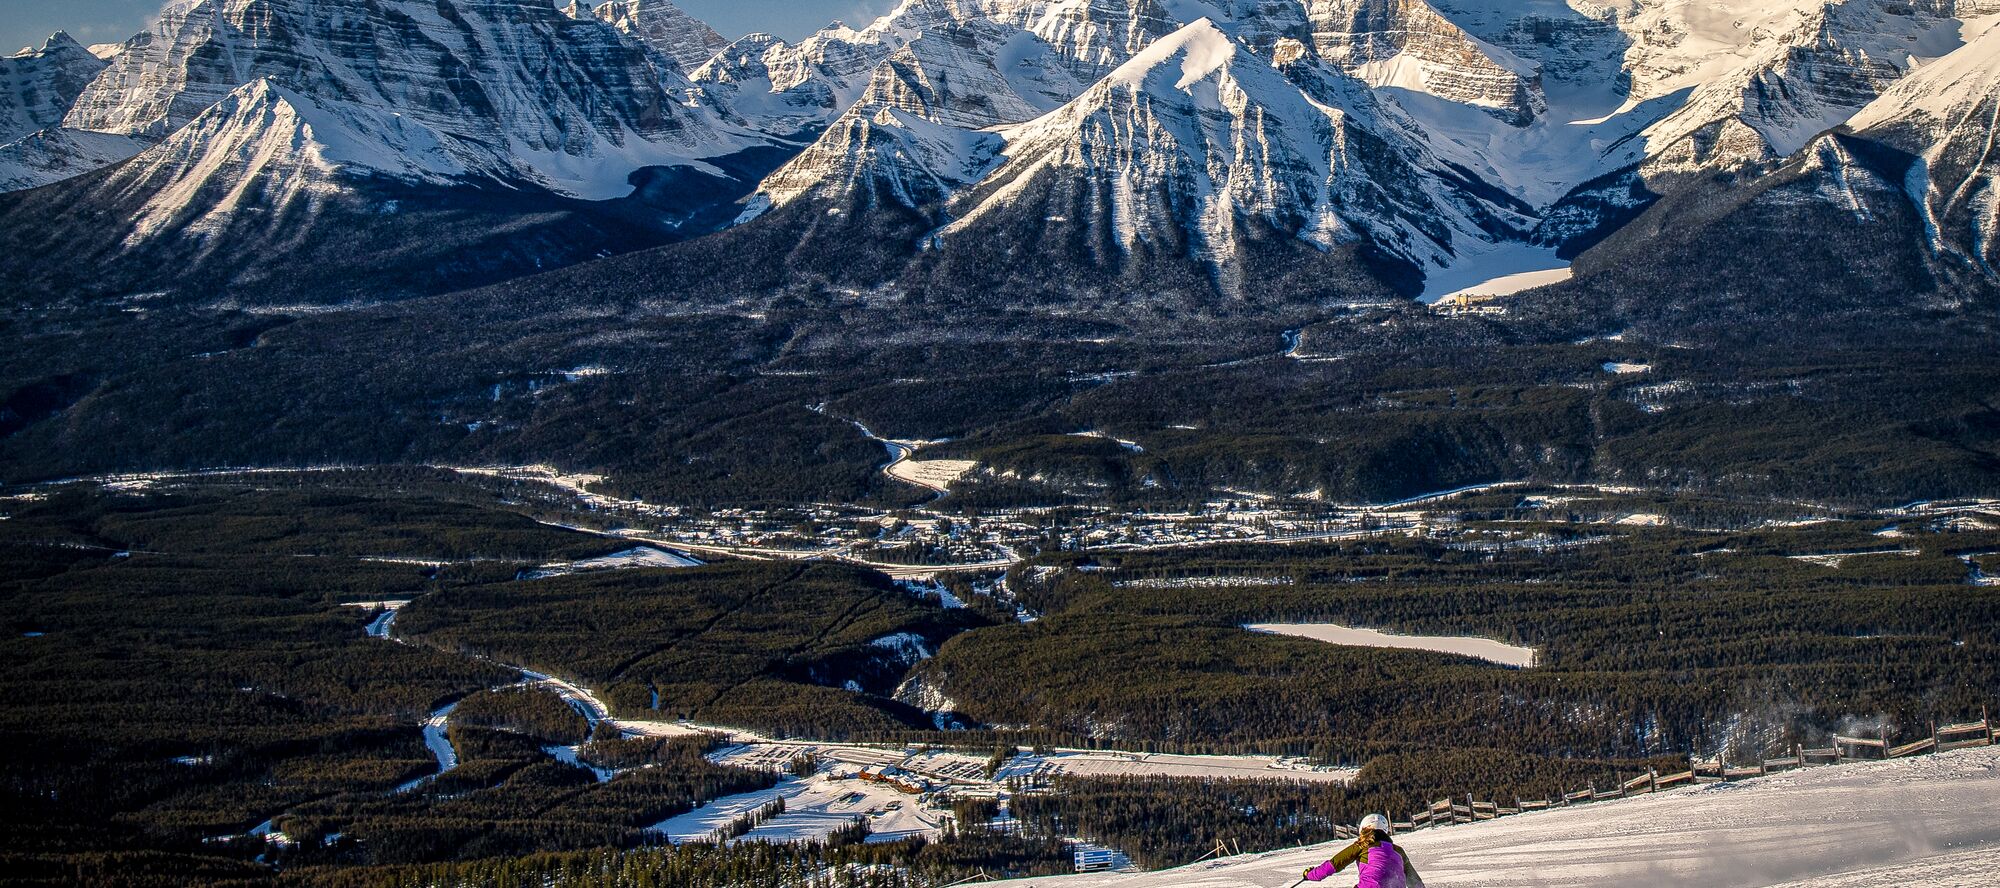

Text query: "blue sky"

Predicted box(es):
[4, 0, 888, 57]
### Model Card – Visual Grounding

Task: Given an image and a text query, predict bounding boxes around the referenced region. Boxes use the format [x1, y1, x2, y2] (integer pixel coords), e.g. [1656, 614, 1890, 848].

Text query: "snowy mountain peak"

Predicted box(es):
[0, 29, 109, 144]
[59, 0, 754, 199]
[109, 77, 420, 247]
[590, 0, 730, 72]
[1849, 21, 2000, 131]
[1306, 0, 1545, 125]
[1625, 0, 1970, 170]
[1844, 24, 2000, 274]
[15, 31, 85, 56]
[1108, 16, 1236, 90]
[935, 17, 1525, 284]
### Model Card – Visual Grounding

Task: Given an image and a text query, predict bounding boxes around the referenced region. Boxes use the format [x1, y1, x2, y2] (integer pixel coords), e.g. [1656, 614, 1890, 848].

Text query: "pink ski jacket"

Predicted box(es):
[1304, 838, 1423, 888]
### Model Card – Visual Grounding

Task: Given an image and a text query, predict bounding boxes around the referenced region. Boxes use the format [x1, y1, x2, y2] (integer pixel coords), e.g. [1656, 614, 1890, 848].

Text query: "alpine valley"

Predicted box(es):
[3, 1, 2000, 886]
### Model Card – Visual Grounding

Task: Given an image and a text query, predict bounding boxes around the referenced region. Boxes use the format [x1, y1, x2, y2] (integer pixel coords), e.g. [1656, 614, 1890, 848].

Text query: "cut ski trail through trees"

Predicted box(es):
[1008, 746, 2000, 888]
[1244, 623, 1537, 668]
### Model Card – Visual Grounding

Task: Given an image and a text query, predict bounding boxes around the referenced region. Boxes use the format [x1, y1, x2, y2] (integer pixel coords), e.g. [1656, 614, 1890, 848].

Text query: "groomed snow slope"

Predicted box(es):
[1006, 745, 2000, 888]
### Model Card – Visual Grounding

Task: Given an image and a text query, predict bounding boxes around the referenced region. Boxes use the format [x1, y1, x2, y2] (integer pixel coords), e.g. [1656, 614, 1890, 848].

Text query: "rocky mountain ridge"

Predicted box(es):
[3, 0, 1998, 305]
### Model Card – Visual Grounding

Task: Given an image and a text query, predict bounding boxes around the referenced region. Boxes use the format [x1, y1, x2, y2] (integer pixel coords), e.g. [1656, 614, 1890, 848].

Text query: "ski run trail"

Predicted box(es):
[1010, 746, 2000, 888]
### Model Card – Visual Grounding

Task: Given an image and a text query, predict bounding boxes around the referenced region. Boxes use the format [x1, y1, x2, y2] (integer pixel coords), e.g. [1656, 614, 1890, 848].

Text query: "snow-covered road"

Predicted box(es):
[1004, 746, 2000, 888]
[394, 701, 460, 792]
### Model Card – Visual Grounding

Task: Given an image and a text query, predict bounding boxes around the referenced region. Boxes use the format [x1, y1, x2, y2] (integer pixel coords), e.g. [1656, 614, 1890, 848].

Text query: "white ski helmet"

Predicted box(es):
[1358, 814, 1392, 834]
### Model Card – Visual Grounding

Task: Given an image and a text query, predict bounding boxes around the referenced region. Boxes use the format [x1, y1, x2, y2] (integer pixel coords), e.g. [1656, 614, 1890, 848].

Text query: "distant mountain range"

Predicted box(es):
[1, 0, 1997, 308]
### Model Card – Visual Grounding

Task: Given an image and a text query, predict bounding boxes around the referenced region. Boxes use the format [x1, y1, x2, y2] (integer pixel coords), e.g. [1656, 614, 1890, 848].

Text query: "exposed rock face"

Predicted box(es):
[1480, 9, 1624, 83]
[61, 0, 744, 198]
[691, 23, 908, 140]
[590, 0, 730, 72]
[966, 0, 1185, 73]
[749, 1, 1318, 212]
[1304, 0, 1545, 124]
[0, 31, 123, 190]
[1633, 0, 1967, 168]
[0, 32, 109, 143]
[754, 11, 1106, 208]
[8, 0, 2000, 305]
[1846, 23, 2000, 276]
[936, 19, 1528, 282]
[107, 78, 386, 247]
[0, 128, 145, 192]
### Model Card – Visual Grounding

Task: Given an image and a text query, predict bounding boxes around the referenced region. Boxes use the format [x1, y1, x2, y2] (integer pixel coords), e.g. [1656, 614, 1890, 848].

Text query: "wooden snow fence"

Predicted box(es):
[1937, 719, 1996, 752]
[1392, 713, 1994, 838]
[1833, 735, 1888, 760]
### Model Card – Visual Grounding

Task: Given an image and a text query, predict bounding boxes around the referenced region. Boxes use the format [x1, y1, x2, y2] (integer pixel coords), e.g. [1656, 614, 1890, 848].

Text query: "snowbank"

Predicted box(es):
[1006, 746, 2000, 887]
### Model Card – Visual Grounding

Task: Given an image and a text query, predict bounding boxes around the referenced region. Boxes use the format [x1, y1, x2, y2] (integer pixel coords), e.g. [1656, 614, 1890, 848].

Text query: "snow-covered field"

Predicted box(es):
[1005, 746, 2000, 888]
[521, 545, 701, 579]
[647, 773, 941, 844]
[1419, 243, 1573, 304]
[1245, 623, 1537, 668]
[1003, 751, 1356, 784]
[712, 740, 1354, 787]
[886, 458, 979, 491]
[1788, 549, 1922, 568]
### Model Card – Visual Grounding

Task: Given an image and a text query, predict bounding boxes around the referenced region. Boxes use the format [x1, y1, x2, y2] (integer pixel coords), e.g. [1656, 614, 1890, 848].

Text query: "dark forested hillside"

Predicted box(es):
[398, 560, 990, 739]
[7, 282, 1999, 511]
[915, 516, 2000, 760]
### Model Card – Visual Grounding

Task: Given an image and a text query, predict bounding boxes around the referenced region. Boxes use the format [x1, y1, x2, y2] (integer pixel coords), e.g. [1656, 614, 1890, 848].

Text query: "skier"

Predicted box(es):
[1301, 814, 1424, 888]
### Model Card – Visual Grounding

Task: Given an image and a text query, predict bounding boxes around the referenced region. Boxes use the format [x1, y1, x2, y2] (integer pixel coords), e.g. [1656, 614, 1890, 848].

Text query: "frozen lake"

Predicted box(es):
[1246, 623, 1537, 668]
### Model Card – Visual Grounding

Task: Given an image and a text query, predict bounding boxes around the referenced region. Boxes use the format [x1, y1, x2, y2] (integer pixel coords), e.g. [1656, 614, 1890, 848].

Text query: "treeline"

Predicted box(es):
[1012, 747, 1683, 871]
[453, 686, 591, 746]
[0, 510, 516, 858]
[273, 732, 775, 866]
[287, 828, 1075, 888]
[0, 486, 776, 878]
[396, 561, 993, 740]
[910, 517, 2000, 759]
[14, 263, 2000, 513]
[8, 480, 624, 564]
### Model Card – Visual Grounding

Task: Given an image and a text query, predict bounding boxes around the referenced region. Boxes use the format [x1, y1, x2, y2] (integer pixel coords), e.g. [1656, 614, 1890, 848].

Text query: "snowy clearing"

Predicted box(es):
[1008, 745, 2000, 888]
[1788, 549, 1923, 568]
[1070, 430, 1145, 453]
[521, 545, 701, 579]
[706, 741, 1353, 795]
[1420, 243, 1573, 304]
[814, 407, 975, 493]
[1246, 623, 1537, 668]
[1602, 361, 1653, 374]
[886, 458, 979, 491]
[1615, 513, 1668, 527]
[1002, 750, 1355, 785]
[647, 773, 941, 844]
[1961, 551, 1998, 586]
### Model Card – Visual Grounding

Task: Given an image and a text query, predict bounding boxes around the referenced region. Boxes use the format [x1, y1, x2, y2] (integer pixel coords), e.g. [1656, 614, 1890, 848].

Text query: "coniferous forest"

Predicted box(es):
[3, 467, 1996, 885]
